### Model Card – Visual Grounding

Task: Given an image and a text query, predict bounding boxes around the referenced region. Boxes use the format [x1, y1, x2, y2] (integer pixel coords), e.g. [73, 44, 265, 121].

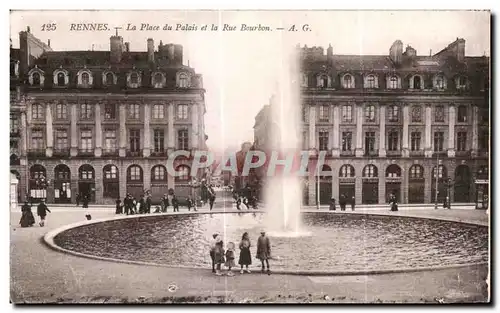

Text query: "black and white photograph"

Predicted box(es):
[8, 9, 490, 304]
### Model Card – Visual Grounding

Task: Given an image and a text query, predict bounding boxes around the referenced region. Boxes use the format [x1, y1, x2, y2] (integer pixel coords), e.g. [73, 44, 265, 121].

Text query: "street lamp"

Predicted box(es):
[434, 153, 439, 210]
[447, 177, 453, 210]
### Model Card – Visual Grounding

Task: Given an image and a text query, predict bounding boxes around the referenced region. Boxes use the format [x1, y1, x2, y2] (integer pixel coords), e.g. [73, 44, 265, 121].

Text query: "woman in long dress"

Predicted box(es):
[238, 232, 252, 273]
[19, 202, 35, 227]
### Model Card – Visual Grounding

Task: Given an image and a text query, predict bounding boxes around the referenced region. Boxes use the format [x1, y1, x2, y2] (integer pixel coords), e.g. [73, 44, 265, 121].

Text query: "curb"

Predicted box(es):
[43, 210, 488, 276]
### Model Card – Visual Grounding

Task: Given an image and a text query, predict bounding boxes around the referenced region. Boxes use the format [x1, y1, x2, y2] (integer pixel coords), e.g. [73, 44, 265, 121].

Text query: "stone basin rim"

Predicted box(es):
[43, 210, 488, 276]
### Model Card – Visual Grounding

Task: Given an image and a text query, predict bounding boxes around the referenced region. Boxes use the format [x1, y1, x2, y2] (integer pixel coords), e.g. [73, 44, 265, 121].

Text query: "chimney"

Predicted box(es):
[47, 39, 51, 47]
[174, 44, 183, 64]
[147, 38, 155, 63]
[389, 40, 403, 66]
[449, 38, 465, 62]
[327, 44, 333, 60]
[110, 35, 123, 63]
[124, 42, 130, 52]
[27, 26, 30, 33]
[167, 44, 175, 62]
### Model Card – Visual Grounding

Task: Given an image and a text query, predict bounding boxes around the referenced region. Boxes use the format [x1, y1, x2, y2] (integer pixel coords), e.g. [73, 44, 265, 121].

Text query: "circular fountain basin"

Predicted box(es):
[52, 212, 488, 272]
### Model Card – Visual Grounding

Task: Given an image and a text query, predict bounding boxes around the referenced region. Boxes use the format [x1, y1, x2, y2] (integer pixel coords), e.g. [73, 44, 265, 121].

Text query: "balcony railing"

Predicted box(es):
[386, 150, 402, 157]
[364, 149, 379, 157]
[27, 149, 46, 158]
[432, 151, 447, 157]
[127, 150, 143, 157]
[340, 150, 354, 157]
[150, 151, 168, 157]
[53, 148, 70, 157]
[409, 150, 425, 157]
[78, 149, 94, 156]
[102, 149, 119, 156]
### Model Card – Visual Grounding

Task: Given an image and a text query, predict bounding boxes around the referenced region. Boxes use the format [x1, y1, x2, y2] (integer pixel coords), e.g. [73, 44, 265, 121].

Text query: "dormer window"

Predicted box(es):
[317, 74, 329, 88]
[53, 69, 69, 87]
[342, 74, 355, 89]
[410, 75, 423, 89]
[28, 67, 45, 87]
[152, 72, 165, 88]
[102, 71, 116, 86]
[456, 76, 468, 89]
[130, 73, 138, 84]
[387, 75, 400, 89]
[77, 69, 93, 88]
[434, 74, 447, 90]
[364, 74, 378, 89]
[127, 72, 141, 88]
[177, 72, 190, 88]
[32, 73, 41, 86]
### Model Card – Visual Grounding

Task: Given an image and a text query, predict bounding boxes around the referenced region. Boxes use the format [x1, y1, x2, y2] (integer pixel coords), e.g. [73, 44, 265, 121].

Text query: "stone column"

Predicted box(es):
[402, 104, 410, 157]
[45, 103, 53, 157]
[472, 105, 479, 156]
[331, 105, 340, 157]
[447, 104, 456, 157]
[94, 103, 102, 157]
[119, 164, 127, 199]
[308, 105, 316, 152]
[20, 112, 27, 157]
[94, 164, 103, 204]
[168, 103, 175, 153]
[355, 104, 364, 157]
[119, 104, 127, 157]
[379, 171, 386, 204]
[45, 164, 54, 203]
[143, 159, 151, 192]
[70, 104, 78, 156]
[191, 102, 199, 150]
[355, 175, 362, 205]
[424, 104, 433, 158]
[379, 105, 386, 157]
[143, 103, 151, 157]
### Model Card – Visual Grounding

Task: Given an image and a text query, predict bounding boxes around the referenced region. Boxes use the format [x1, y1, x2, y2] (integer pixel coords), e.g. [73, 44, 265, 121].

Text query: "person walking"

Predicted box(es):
[214, 238, 225, 276]
[209, 233, 220, 273]
[172, 194, 179, 212]
[389, 194, 398, 211]
[75, 193, 80, 207]
[146, 194, 152, 213]
[329, 197, 336, 211]
[82, 194, 89, 209]
[209, 187, 216, 211]
[238, 232, 252, 273]
[256, 231, 271, 275]
[339, 194, 346, 211]
[225, 242, 236, 276]
[37, 199, 51, 227]
[19, 201, 35, 227]
[138, 195, 147, 214]
[115, 199, 123, 214]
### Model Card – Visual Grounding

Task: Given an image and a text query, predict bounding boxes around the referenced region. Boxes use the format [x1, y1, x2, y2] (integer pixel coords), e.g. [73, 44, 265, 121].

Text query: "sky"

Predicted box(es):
[10, 10, 490, 153]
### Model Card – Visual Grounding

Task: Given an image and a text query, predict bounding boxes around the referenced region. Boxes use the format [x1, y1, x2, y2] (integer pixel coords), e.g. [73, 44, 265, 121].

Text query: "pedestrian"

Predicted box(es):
[209, 188, 216, 211]
[146, 194, 152, 213]
[256, 231, 271, 275]
[75, 193, 80, 207]
[187, 196, 194, 211]
[329, 197, 336, 211]
[37, 199, 51, 227]
[139, 195, 147, 214]
[390, 194, 398, 211]
[225, 242, 236, 276]
[238, 232, 252, 273]
[19, 201, 35, 227]
[236, 195, 242, 210]
[214, 238, 225, 276]
[82, 194, 89, 209]
[443, 196, 450, 209]
[351, 196, 355, 211]
[209, 233, 220, 273]
[161, 194, 169, 212]
[115, 199, 123, 214]
[172, 195, 179, 212]
[339, 194, 346, 211]
[242, 197, 250, 210]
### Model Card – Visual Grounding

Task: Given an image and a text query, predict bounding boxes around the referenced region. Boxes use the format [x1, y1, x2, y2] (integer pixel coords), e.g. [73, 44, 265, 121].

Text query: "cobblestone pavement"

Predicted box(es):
[10, 208, 489, 303]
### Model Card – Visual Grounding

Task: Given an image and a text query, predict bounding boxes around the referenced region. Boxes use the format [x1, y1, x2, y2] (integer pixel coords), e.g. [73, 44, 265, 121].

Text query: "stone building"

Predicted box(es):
[254, 38, 489, 207]
[10, 27, 207, 204]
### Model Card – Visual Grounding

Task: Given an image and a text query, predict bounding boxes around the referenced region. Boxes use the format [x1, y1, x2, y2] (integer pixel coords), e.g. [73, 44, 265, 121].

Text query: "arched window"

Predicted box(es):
[319, 165, 332, 180]
[103, 164, 119, 198]
[365, 74, 377, 89]
[57, 72, 66, 86]
[432, 165, 447, 179]
[364, 105, 375, 122]
[409, 165, 424, 179]
[434, 75, 446, 90]
[178, 73, 189, 88]
[457, 105, 468, 122]
[81, 72, 90, 85]
[387, 75, 399, 89]
[456, 76, 468, 89]
[127, 165, 143, 182]
[154, 73, 163, 84]
[362, 164, 378, 178]
[54, 164, 71, 180]
[342, 74, 355, 89]
[339, 164, 355, 178]
[317, 74, 329, 88]
[103, 164, 118, 179]
[151, 165, 167, 182]
[79, 164, 95, 180]
[386, 164, 401, 178]
[175, 165, 190, 181]
[412, 75, 422, 89]
[301, 73, 308, 87]
[30, 164, 46, 180]
[32, 72, 41, 86]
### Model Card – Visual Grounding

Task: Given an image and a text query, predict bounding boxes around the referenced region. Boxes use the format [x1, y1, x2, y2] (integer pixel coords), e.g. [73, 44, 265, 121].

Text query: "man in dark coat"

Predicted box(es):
[146, 195, 152, 213]
[20, 201, 35, 227]
[138, 195, 147, 214]
[351, 196, 355, 211]
[172, 195, 179, 212]
[339, 194, 346, 211]
[209, 187, 216, 210]
[161, 194, 169, 212]
[82, 194, 89, 208]
[37, 199, 51, 227]
[75, 193, 80, 207]
[329, 198, 336, 211]
[256, 231, 271, 275]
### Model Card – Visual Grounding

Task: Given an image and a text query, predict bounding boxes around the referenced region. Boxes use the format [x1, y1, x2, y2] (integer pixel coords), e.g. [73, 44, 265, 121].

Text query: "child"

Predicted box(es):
[225, 242, 236, 276]
[214, 239, 225, 276]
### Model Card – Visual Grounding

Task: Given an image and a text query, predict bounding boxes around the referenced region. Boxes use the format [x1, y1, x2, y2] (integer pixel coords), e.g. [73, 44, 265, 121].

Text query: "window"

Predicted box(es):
[365, 131, 375, 153]
[363, 165, 377, 178]
[341, 105, 352, 122]
[434, 105, 445, 122]
[80, 103, 93, 120]
[412, 76, 422, 89]
[457, 132, 467, 151]
[57, 72, 66, 86]
[411, 106, 422, 123]
[388, 105, 399, 122]
[178, 73, 189, 88]
[342, 132, 352, 151]
[153, 104, 164, 119]
[31, 129, 44, 149]
[178, 129, 189, 150]
[55, 130, 68, 150]
[364, 105, 375, 122]
[154, 73, 164, 87]
[479, 130, 489, 151]
[152, 166, 166, 181]
[435, 75, 445, 90]
[388, 76, 399, 89]
[79, 165, 94, 180]
[56, 104, 67, 119]
[365, 75, 377, 89]
[80, 129, 93, 151]
[32, 72, 41, 86]
[319, 105, 329, 122]
[301, 73, 308, 87]
[177, 104, 189, 119]
[10, 116, 19, 134]
[410, 165, 423, 179]
[433, 165, 446, 179]
[128, 104, 140, 119]
[410, 132, 421, 151]
[105, 72, 114, 85]
[81, 72, 90, 86]
[154, 129, 165, 153]
[32, 104, 44, 119]
[386, 165, 401, 178]
[457, 105, 467, 122]
[342, 74, 354, 89]
[104, 130, 117, 152]
[176, 165, 190, 181]
[457, 76, 467, 89]
[128, 166, 142, 181]
[433, 131, 444, 152]
[129, 129, 141, 152]
[339, 165, 354, 177]
[388, 131, 399, 151]
[104, 165, 118, 179]
[130, 72, 139, 84]
[318, 131, 329, 151]
[104, 104, 116, 119]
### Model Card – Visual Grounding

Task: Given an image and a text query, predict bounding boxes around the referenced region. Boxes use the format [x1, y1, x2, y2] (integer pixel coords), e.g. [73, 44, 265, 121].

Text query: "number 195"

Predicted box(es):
[41, 24, 57, 31]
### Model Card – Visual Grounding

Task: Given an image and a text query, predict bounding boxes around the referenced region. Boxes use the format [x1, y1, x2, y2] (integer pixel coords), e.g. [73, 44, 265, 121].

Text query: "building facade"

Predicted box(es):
[10, 27, 207, 204]
[254, 38, 489, 207]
